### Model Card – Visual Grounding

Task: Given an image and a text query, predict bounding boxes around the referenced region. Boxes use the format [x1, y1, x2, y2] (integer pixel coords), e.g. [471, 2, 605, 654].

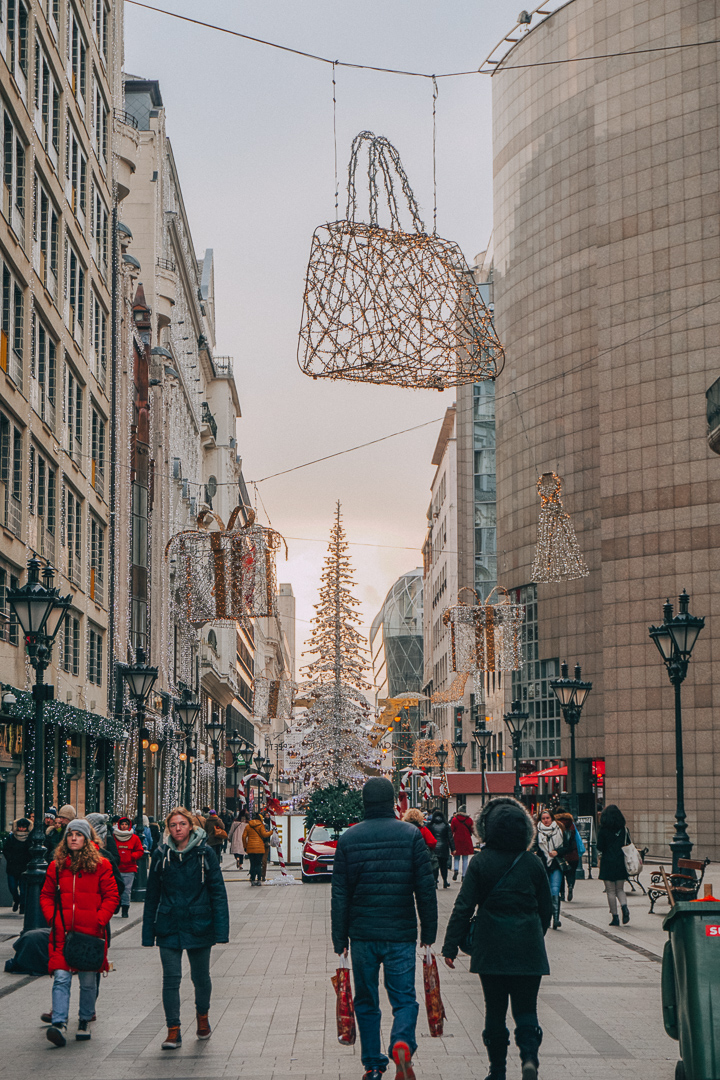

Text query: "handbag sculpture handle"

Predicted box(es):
[346, 131, 426, 233]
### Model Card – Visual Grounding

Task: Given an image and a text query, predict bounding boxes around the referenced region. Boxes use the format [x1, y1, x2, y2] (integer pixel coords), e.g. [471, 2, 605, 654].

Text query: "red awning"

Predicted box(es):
[519, 772, 539, 787]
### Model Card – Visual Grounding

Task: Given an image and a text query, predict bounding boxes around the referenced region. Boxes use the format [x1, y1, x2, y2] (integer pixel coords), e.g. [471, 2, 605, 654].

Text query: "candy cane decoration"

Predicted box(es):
[243, 773, 294, 882]
[396, 768, 433, 817]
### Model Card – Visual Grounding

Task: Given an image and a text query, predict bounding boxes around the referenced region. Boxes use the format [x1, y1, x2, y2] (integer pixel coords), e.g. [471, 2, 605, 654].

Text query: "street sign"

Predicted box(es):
[576, 815, 597, 876]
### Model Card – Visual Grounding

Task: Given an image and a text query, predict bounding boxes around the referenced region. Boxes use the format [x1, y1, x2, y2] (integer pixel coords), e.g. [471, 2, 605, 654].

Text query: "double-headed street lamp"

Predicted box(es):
[472, 723, 493, 806]
[205, 713, 225, 811]
[175, 690, 201, 809]
[550, 662, 593, 819]
[122, 648, 158, 901]
[7, 557, 71, 930]
[649, 590, 705, 873]
[503, 700, 530, 800]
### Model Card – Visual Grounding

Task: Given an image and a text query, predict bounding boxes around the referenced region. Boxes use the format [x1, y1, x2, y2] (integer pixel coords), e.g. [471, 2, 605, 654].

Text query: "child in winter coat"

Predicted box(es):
[39, 819, 118, 1047]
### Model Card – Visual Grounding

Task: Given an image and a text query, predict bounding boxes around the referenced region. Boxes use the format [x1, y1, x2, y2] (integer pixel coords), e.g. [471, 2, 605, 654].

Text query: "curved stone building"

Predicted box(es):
[493, 0, 720, 855]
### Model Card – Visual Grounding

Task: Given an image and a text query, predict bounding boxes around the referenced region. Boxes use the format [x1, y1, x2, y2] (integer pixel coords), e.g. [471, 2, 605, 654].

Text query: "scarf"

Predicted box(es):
[13, 831, 29, 842]
[537, 821, 563, 866]
[114, 827, 134, 841]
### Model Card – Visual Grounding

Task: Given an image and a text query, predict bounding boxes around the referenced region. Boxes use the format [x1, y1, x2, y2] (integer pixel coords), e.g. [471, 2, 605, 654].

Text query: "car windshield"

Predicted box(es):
[309, 826, 349, 843]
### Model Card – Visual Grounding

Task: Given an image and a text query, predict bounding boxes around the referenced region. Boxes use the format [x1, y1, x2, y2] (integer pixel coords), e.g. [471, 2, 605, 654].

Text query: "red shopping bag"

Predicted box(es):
[331, 956, 357, 1045]
[423, 947, 446, 1037]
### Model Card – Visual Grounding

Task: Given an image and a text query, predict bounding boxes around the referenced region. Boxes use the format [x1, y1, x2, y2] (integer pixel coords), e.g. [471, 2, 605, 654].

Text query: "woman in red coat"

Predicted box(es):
[39, 819, 118, 1047]
[112, 816, 145, 918]
[450, 809, 475, 880]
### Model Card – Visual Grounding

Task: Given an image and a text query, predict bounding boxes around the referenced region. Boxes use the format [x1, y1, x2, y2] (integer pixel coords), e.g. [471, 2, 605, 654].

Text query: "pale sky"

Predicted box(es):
[124, 1, 526, 672]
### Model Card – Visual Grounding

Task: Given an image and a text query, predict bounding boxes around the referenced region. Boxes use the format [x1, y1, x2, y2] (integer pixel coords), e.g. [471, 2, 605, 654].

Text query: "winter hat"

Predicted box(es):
[13, 817, 31, 834]
[44, 808, 57, 820]
[65, 818, 92, 840]
[58, 804, 77, 820]
[116, 817, 133, 830]
[478, 797, 534, 853]
[362, 777, 395, 810]
[85, 813, 108, 841]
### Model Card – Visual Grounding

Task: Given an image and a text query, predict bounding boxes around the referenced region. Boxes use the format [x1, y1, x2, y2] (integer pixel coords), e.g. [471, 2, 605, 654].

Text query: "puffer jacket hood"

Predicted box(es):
[476, 796, 536, 852]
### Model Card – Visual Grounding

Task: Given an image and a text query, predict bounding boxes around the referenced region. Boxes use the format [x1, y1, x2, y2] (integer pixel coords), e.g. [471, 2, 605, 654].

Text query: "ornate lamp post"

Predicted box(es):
[227, 730, 243, 811]
[205, 713, 225, 811]
[122, 649, 158, 901]
[550, 662, 593, 819]
[175, 690, 201, 809]
[472, 723, 493, 806]
[649, 590, 705, 873]
[451, 740, 468, 772]
[240, 744, 255, 810]
[7, 558, 70, 930]
[503, 700, 530, 800]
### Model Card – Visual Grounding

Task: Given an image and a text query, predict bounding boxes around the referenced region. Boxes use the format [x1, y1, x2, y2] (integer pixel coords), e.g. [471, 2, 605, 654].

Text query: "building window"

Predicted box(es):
[87, 624, 102, 685]
[93, 82, 108, 167]
[91, 186, 108, 273]
[34, 316, 57, 428]
[62, 612, 80, 675]
[0, 565, 19, 644]
[65, 123, 87, 220]
[131, 482, 148, 568]
[89, 514, 104, 605]
[91, 292, 107, 387]
[65, 241, 85, 342]
[32, 448, 57, 561]
[510, 584, 561, 762]
[90, 405, 105, 497]
[1, 260, 24, 388]
[34, 39, 60, 164]
[94, 0, 109, 61]
[65, 486, 82, 586]
[66, 365, 82, 462]
[69, 8, 87, 109]
[34, 179, 59, 299]
[3, 112, 25, 244]
[0, 413, 21, 535]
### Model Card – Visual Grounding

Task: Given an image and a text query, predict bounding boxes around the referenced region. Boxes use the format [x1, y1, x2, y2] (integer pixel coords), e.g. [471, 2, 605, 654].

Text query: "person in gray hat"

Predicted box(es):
[331, 777, 437, 1080]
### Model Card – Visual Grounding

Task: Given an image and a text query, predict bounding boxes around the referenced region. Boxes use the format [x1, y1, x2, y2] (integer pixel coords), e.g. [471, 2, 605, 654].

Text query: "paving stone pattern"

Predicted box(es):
[0, 873, 680, 1080]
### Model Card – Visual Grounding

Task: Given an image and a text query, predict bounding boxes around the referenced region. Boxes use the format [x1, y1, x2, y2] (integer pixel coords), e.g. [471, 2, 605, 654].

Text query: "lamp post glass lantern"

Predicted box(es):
[7, 558, 71, 931]
[205, 713, 225, 812]
[451, 741, 468, 772]
[549, 661, 592, 819]
[472, 724, 493, 806]
[649, 590, 704, 873]
[122, 649, 158, 901]
[175, 690, 201, 809]
[502, 701, 529, 801]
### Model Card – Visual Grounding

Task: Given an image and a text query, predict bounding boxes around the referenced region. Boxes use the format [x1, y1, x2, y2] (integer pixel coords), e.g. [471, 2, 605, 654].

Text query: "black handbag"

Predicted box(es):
[460, 852, 524, 955]
[55, 883, 106, 972]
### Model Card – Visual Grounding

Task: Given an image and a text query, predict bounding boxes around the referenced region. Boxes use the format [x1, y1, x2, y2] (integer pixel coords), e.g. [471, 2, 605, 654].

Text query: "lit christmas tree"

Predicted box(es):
[292, 502, 379, 789]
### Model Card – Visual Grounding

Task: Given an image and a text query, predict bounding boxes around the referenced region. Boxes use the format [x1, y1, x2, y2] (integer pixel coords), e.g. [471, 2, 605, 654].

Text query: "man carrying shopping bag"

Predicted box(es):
[331, 778, 438, 1080]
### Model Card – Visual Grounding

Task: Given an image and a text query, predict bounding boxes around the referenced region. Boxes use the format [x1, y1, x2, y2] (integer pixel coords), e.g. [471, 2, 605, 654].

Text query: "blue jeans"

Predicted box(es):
[453, 854, 469, 878]
[351, 940, 419, 1070]
[159, 946, 213, 1026]
[549, 868, 562, 897]
[52, 968, 98, 1023]
[7, 873, 25, 906]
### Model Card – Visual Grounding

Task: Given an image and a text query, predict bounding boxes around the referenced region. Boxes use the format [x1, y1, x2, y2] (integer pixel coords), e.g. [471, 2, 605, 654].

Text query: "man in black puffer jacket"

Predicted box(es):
[331, 777, 437, 1080]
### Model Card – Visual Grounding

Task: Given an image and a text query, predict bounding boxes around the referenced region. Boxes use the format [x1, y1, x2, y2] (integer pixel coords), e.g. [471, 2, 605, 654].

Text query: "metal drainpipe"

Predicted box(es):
[108, 205, 119, 716]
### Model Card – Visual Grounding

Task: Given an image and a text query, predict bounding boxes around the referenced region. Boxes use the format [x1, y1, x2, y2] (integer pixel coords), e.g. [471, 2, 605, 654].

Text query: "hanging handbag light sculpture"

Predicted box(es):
[298, 131, 505, 390]
[432, 588, 482, 708]
[478, 587, 526, 694]
[531, 472, 589, 583]
[165, 508, 287, 627]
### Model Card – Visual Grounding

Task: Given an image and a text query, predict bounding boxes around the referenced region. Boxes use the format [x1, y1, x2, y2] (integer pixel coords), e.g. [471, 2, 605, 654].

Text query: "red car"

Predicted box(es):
[299, 825, 350, 883]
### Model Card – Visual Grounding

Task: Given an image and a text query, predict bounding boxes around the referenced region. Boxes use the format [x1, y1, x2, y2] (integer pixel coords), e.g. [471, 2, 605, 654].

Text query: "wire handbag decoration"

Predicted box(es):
[298, 131, 505, 390]
[165, 508, 287, 627]
[531, 473, 589, 583]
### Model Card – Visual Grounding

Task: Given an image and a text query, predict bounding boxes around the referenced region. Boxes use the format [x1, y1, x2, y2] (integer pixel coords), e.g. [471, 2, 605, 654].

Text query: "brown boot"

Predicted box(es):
[196, 1013, 212, 1040]
[162, 1026, 182, 1049]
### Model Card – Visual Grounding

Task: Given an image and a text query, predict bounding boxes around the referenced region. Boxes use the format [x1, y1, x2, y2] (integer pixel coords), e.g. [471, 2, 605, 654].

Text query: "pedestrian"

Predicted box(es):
[554, 809, 580, 901]
[332, 778, 438, 1080]
[534, 808, 569, 929]
[112, 816, 145, 917]
[2, 817, 32, 912]
[204, 811, 227, 865]
[221, 809, 233, 854]
[228, 812, 247, 869]
[260, 807, 274, 880]
[402, 808, 439, 885]
[450, 807, 476, 880]
[597, 804, 631, 926]
[39, 819, 119, 1047]
[442, 797, 551, 1080]
[147, 816, 161, 852]
[142, 815, 153, 852]
[428, 809, 455, 888]
[142, 806, 229, 1050]
[242, 810, 271, 885]
[45, 804, 76, 861]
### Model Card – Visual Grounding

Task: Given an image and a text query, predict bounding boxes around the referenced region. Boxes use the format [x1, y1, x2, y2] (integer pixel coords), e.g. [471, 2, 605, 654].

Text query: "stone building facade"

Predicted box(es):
[492, 0, 720, 853]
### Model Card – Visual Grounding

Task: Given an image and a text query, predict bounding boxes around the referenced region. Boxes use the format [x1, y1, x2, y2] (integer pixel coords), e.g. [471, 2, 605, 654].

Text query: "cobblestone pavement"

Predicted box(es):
[0, 867, 681, 1080]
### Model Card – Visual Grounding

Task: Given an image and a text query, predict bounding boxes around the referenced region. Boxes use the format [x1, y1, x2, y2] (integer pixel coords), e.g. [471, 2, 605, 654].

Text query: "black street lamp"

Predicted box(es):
[451, 740, 468, 772]
[503, 700, 530, 800]
[649, 590, 705, 873]
[436, 744, 448, 772]
[472, 724, 493, 806]
[205, 713, 225, 811]
[7, 557, 70, 930]
[122, 648, 158, 901]
[175, 690, 201, 809]
[227, 730, 243, 810]
[550, 662, 593, 819]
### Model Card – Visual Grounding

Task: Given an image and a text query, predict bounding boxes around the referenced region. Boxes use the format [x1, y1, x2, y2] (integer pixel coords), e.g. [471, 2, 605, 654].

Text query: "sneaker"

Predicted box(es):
[162, 1026, 182, 1049]
[76, 1020, 91, 1041]
[40, 1012, 52, 1025]
[363, 1069, 385, 1080]
[47, 1023, 67, 1047]
[392, 1042, 415, 1080]
[196, 1012, 212, 1040]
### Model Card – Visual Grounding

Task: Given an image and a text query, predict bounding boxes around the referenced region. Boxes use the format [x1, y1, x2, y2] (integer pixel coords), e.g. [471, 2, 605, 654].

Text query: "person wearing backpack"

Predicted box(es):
[597, 804, 631, 926]
[442, 797, 551, 1080]
[39, 819, 119, 1047]
[242, 811, 272, 886]
[142, 806, 229, 1050]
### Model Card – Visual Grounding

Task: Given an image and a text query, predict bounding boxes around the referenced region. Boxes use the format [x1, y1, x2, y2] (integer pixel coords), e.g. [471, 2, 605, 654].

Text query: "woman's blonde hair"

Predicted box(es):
[165, 806, 195, 831]
[403, 808, 425, 826]
[54, 825, 103, 873]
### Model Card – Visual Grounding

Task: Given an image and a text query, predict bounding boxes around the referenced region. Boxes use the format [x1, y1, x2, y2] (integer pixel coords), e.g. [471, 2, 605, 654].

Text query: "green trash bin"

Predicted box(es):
[662, 901, 720, 1080]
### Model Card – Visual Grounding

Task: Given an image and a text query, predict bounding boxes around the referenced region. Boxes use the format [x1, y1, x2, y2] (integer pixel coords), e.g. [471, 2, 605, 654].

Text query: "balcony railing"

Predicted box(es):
[156, 257, 176, 273]
[213, 355, 233, 377]
[114, 108, 138, 129]
[201, 402, 217, 441]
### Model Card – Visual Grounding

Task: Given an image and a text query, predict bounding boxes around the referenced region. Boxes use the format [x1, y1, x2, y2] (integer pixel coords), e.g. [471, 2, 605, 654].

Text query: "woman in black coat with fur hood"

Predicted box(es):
[442, 797, 552, 1080]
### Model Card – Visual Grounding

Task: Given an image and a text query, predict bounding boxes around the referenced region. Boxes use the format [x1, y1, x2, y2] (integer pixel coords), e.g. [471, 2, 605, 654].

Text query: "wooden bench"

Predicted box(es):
[648, 858, 711, 913]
